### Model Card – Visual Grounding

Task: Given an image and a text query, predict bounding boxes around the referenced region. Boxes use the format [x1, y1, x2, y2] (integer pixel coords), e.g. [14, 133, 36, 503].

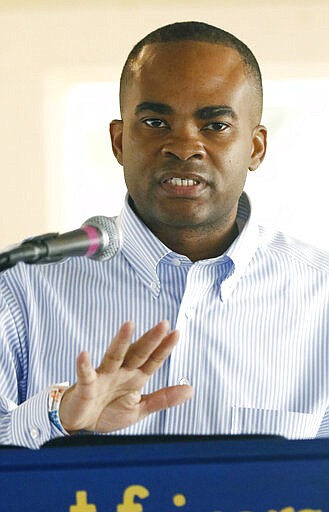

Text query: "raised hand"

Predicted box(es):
[59, 320, 193, 433]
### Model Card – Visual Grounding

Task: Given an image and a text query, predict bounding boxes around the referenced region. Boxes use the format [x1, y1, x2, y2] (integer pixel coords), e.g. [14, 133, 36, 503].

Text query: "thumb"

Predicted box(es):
[76, 351, 96, 385]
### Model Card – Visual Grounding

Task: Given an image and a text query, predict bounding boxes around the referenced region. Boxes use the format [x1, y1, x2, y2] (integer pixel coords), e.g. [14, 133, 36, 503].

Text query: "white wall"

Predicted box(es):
[0, 0, 328, 248]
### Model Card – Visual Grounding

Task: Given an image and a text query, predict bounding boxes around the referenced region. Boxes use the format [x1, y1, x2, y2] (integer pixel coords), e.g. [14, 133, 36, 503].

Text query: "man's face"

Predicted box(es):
[110, 41, 266, 233]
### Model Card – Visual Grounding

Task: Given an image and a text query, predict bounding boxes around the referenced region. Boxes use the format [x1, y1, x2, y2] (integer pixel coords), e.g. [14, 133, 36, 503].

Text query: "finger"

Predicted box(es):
[139, 329, 180, 376]
[123, 320, 170, 369]
[138, 385, 194, 419]
[76, 351, 96, 386]
[98, 321, 135, 373]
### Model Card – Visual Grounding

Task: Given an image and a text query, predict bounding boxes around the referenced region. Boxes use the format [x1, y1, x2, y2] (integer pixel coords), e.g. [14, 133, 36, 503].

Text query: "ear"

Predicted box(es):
[248, 124, 267, 171]
[109, 119, 124, 166]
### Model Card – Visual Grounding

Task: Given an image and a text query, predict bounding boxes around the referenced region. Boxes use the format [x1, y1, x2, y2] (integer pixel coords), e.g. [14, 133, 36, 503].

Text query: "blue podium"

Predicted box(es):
[1, 435, 329, 511]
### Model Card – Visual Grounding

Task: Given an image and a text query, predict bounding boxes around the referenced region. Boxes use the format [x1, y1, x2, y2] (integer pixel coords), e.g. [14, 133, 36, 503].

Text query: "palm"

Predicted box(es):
[60, 321, 193, 433]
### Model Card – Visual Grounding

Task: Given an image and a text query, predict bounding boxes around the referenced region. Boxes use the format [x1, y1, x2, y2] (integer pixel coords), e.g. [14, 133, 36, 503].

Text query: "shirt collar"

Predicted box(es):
[221, 191, 260, 301]
[118, 196, 170, 296]
[118, 192, 260, 300]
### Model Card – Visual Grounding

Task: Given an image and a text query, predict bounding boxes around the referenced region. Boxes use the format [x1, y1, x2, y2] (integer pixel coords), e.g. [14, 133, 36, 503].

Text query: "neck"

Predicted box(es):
[128, 197, 240, 261]
[152, 221, 239, 262]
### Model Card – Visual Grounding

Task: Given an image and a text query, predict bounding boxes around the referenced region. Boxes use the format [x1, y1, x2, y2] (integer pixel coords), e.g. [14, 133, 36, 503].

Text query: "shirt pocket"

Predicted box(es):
[231, 406, 321, 439]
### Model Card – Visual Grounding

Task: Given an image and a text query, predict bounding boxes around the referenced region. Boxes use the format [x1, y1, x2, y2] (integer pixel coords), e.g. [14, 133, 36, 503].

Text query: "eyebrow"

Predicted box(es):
[135, 102, 174, 115]
[135, 102, 237, 119]
[195, 106, 237, 120]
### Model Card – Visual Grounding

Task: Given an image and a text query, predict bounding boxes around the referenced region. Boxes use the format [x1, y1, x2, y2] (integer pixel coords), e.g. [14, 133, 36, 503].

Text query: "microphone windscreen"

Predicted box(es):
[82, 216, 120, 261]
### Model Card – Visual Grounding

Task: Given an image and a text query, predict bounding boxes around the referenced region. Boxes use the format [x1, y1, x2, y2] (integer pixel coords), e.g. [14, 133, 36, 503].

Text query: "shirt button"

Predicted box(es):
[30, 427, 40, 440]
[173, 258, 181, 266]
[185, 306, 195, 319]
[150, 281, 158, 291]
[178, 377, 190, 386]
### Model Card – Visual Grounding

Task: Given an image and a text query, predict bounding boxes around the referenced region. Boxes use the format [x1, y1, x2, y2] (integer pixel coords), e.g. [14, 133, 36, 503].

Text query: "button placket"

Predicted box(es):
[167, 264, 206, 390]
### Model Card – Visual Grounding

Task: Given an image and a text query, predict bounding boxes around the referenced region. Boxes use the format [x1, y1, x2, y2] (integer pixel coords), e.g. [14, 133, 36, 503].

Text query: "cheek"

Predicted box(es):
[224, 138, 253, 170]
[122, 166, 150, 202]
[122, 130, 152, 169]
[214, 146, 249, 192]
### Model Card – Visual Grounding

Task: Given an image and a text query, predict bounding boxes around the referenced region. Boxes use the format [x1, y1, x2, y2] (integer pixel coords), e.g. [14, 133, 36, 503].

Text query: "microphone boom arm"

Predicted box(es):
[0, 233, 62, 271]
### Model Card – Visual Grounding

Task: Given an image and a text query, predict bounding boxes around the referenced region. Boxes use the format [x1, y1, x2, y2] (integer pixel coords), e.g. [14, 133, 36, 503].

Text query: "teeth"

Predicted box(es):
[166, 178, 198, 186]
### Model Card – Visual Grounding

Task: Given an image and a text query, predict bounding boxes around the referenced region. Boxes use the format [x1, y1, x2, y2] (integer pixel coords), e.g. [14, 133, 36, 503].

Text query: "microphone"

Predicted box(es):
[0, 216, 120, 272]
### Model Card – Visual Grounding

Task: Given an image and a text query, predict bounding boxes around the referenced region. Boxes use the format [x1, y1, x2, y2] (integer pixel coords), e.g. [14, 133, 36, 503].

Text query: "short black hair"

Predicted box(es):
[120, 21, 263, 115]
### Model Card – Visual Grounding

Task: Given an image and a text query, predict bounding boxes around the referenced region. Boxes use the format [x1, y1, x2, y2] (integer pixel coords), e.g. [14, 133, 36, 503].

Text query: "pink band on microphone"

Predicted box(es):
[82, 226, 101, 257]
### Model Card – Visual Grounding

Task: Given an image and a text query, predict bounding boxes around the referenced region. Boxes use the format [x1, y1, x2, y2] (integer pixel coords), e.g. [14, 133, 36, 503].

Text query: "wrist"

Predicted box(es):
[58, 385, 82, 435]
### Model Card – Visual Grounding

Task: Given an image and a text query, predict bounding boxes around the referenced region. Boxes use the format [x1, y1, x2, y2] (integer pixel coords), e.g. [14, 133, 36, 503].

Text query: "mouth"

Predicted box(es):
[162, 177, 200, 187]
[159, 174, 206, 198]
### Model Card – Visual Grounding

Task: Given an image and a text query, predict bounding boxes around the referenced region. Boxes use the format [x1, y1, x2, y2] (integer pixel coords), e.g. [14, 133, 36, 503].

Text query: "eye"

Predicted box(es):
[143, 118, 168, 129]
[203, 122, 228, 132]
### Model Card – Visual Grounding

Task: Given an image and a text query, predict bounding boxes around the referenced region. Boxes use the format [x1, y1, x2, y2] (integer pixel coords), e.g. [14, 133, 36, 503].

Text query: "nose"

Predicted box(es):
[161, 125, 206, 161]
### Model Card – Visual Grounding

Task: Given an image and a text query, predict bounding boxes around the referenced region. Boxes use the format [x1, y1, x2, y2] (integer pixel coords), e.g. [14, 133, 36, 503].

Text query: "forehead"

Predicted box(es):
[135, 41, 245, 79]
[123, 41, 255, 114]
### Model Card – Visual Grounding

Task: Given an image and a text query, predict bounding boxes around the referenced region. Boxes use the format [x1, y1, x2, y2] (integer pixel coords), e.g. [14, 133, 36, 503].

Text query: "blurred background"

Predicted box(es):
[0, 0, 328, 251]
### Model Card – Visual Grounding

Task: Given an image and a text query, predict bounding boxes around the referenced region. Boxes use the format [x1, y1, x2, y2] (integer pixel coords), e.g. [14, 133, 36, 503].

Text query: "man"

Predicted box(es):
[0, 22, 328, 449]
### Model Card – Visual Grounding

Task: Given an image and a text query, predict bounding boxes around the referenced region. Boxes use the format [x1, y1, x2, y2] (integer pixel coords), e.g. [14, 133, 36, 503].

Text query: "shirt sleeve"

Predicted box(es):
[0, 273, 66, 449]
[0, 391, 65, 449]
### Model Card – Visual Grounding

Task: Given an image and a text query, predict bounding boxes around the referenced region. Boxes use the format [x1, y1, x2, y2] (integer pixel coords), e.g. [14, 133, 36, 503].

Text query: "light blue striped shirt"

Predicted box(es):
[0, 192, 329, 448]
